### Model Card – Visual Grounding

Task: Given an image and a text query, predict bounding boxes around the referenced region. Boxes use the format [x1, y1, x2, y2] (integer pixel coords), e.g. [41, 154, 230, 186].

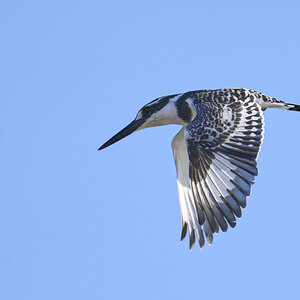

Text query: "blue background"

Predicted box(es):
[1, 1, 299, 299]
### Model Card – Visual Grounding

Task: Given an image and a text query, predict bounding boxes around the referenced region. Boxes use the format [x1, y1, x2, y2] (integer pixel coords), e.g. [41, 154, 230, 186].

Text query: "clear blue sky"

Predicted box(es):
[1, 1, 299, 299]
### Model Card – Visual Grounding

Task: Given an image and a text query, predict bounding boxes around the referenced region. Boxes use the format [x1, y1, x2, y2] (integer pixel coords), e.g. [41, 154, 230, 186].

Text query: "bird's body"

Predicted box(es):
[99, 88, 300, 249]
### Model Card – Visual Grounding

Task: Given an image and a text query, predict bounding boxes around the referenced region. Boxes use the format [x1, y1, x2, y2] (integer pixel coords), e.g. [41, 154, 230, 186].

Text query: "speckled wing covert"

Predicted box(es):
[172, 94, 264, 249]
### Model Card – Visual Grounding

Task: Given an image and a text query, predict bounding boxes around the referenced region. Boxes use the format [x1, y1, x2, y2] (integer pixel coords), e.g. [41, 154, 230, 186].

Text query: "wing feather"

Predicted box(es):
[172, 96, 264, 248]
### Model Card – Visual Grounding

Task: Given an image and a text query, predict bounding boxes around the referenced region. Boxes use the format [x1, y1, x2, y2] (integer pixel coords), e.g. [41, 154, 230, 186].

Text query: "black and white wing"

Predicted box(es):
[172, 97, 264, 249]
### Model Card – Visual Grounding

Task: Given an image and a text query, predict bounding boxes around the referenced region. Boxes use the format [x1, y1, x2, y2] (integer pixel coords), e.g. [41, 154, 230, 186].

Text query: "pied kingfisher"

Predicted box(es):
[99, 88, 299, 249]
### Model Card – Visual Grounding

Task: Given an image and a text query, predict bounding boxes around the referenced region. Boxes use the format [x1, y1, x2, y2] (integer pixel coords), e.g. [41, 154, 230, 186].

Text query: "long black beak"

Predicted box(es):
[98, 118, 145, 150]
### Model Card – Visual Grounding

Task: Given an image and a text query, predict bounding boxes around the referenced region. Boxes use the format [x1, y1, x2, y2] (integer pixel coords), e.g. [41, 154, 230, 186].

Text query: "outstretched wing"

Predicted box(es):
[172, 97, 264, 249]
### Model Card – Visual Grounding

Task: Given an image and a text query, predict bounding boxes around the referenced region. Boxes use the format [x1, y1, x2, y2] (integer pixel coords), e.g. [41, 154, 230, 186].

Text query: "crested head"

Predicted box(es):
[136, 94, 195, 129]
[98, 93, 196, 150]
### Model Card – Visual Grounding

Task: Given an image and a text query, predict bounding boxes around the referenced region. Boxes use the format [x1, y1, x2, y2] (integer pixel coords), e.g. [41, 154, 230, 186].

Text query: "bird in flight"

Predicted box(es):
[99, 88, 299, 249]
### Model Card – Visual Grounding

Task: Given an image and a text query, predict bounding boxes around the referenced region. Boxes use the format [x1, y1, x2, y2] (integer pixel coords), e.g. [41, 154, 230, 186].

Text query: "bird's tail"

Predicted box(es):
[285, 103, 300, 111]
[259, 92, 300, 111]
[265, 98, 300, 111]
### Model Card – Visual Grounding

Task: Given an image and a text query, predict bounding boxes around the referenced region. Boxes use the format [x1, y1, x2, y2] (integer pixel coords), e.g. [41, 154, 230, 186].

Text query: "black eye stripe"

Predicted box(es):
[142, 106, 152, 117]
[142, 94, 178, 118]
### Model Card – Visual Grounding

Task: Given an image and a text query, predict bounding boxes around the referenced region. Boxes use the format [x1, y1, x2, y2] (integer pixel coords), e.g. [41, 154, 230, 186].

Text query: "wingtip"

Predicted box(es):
[198, 239, 205, 249]
[180, 222, 187, 241]
[189, 228, 196, 250]
[189, 236, 195, 250]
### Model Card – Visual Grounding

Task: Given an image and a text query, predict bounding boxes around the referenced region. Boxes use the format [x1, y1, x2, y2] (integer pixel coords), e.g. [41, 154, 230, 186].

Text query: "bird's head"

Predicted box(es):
[98, 94, 195, 150]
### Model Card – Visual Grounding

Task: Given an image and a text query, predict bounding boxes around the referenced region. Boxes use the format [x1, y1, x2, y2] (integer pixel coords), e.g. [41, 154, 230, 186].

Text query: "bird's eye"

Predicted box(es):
[143, 106, 152, 116]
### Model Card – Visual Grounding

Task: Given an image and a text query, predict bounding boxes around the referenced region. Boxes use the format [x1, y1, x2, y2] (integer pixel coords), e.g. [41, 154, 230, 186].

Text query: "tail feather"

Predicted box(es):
[258, 94, 300, 111]
[286, 103, 300, 112]
[267, 99, 300, 111]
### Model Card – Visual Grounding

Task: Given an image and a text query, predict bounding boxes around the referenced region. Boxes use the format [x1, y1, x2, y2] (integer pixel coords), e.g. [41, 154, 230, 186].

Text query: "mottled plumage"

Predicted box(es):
[99, 88, 300, 249]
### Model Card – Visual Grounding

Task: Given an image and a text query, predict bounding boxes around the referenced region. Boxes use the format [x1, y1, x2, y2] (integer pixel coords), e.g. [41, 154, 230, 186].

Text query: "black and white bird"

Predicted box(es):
[99, 88, 299, 249]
